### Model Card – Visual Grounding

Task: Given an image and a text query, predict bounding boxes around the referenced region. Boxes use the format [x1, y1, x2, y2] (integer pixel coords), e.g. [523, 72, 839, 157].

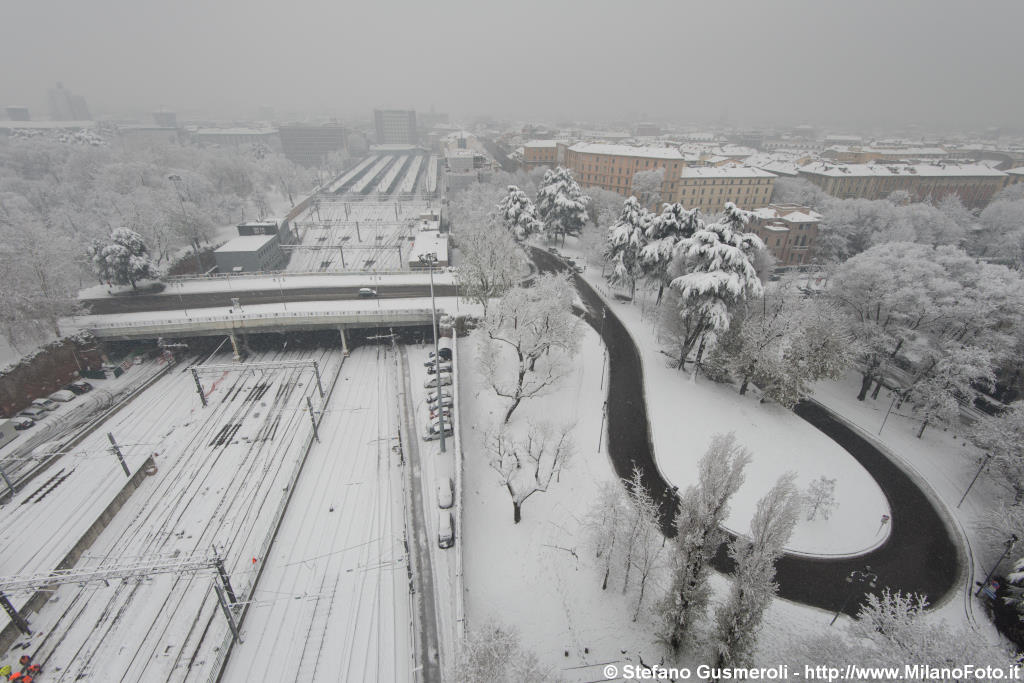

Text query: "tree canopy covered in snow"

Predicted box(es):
[605, 196, 652, 299]
[87, 227, 158, 289]
[536, 167, 590, 245]
[496, 185, 543, 240]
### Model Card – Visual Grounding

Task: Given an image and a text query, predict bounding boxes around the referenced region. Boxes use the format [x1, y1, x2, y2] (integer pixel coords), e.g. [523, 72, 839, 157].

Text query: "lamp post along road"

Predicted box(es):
[420, 252, 446, 453]
[977, 534, 1018, 597]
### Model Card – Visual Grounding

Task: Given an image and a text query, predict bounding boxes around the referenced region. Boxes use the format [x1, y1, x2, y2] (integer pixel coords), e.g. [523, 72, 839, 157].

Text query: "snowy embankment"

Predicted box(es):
[573, 263, 889, 557]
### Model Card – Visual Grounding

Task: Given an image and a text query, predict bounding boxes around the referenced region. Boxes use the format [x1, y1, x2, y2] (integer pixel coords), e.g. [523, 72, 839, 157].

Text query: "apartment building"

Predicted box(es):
[748, 204, 822, 266]
[798, 162, 1006, 208]
[671, 166, 777, 215]
[822, 145, 949, 164]
[563, 142, 684, 201]
[522, 140, 560, 167]
[373, 109, 417, 145]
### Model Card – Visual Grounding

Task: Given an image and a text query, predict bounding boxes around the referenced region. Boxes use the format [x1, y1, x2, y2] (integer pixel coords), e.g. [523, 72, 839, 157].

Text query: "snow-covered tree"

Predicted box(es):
[641, 202, 702, 304]
[496, 185, 542, 240]
[487, 422, 574, 524]
[660, 433, 751, 652]
[454, 214, 524, 313]
[792, 589, 1017, 676]
[585, 187, 628, 230]
[666, 203, 765, 371]
[479, 273, 582, 422]
[969, 404, 1024, 502]
[900, 344, 993, 437]
[536, 167, 589, 245]
[631, 168, 665, 208]
[454, 621, 560, 683]
[605, 196, 652, 300]
[86, 228, 158, 289]
[803, 475, 838, 521]
[585, 482, 630, 591]
[769, 177, 830, 209]
[713, 473, 800, 669]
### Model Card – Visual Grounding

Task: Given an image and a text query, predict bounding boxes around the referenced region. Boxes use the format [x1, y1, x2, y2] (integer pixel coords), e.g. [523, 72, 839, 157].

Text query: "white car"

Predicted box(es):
[428, 395, 454, 409]
[31, 398, 59, 411]
[48, 390, 77, 402]
[437, 477, 454, 509]
[424, 422, 454, 441]
[424, 373, 452, 388]
[425, 362, 453, 375]
[438, 510, 454, 549]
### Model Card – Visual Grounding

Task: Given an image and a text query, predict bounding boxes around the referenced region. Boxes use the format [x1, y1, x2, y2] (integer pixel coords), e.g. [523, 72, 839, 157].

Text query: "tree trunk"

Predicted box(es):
[503, 397, 522, 424]
[857, 373, 874, 401]
[633, 572, 648, 622]
[513, 500, 522, 524]
[871, 378, 884, 400]
[739, 375, 750, 395]
[917, 419, 927, 439]
[656, 283, 664, 305]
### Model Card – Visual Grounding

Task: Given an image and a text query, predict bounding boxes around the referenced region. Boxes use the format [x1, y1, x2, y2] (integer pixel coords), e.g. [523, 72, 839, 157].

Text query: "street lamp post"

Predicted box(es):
[976, 535, 1018, 597]
[830, 566, 878, 625]
[419, 252, 446, 453]
[957, 453, 993, 508]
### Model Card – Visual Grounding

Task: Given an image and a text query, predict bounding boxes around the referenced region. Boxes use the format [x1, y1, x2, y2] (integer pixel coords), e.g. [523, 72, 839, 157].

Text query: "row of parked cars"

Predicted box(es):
[421, 342, 457, 549]
[14, 380, 94, 429]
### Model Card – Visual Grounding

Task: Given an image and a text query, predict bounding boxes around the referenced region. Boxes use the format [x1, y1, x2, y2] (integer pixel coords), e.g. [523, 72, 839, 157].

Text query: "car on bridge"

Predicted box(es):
[358, 287, 377, 298]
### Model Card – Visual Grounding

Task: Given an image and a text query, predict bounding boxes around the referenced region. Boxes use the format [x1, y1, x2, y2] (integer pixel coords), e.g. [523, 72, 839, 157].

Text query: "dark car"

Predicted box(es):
[13, 417, 35, 430]
[66, 380, 94, 395]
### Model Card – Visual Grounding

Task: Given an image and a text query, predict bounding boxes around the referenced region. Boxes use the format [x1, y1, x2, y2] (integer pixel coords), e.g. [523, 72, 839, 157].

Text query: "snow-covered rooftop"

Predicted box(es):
[799, 162, 1006, 178]
[193, 127, 276, 136]
[679, 166, 777, 179]
[568, 142, 683, 160]
[408, 231, 449, 264]
[215, 234, 277, 252]
[1006, 167, 1024, 176]
[523, 139, 558, 148]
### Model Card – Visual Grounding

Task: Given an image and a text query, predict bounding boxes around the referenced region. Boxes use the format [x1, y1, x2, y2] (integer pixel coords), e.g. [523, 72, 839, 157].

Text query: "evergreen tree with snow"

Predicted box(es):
[535, 167, 589, 246]
[660, 433, 751, 653]
[496, 185, 542, 240]
[641, 202, 702, 304]
[605, 197, 652, 300]
[668, 203, 765, 371]
[713, 473, 800, 670]
[86, 227, 159, 290]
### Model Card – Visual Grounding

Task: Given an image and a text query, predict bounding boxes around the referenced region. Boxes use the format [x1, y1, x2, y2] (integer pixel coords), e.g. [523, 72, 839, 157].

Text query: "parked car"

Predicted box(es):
[357, 287, 377, 298]
[427, 388, 452, 402]
[48, 390, 77, 403]
[424, 349, 452, 365]
[31, 398, 59, 411]
[425, 362, 453, 375]
[438, 510, 455, 549]
[548, 247, 560, 256]
[428, 395, 454, 409]
[437, 477, 454, 509]
[428, 406, 452, 421]
[66, 380, 93, 394]
[424, 373, 453, 388]
[18, 406, 48, 420]
[428, 414, 453, 429]
[13, 417, 35, 430]
[424, 422, 454, 441]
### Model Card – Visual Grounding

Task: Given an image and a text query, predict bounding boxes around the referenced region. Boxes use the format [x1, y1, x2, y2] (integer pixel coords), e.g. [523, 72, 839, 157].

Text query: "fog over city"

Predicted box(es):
[2, 0, 1022, 128]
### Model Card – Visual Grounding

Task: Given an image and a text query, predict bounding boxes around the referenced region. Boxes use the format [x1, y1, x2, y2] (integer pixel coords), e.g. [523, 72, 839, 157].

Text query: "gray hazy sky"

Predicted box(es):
[2, 0, 1022, 129]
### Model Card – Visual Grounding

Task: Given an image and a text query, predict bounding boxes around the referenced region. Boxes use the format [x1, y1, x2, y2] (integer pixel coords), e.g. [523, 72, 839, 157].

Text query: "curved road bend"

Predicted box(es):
[529, 247, 961, 615]
[81, 284, 459, 315]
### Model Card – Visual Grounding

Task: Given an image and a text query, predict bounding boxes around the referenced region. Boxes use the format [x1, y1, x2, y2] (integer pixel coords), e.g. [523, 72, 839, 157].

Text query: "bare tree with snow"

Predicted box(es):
[713, 473, 800, 669]
[487, 422, 574, 524]
[454, 621, 562, 683]
[803, 475, 838, 521]
[454, 214, 524, 314]
[478, 273, 582, 423]
[631, 168, 665, 208]
[584, 482, 629, 591]
[969, 404, 1024, 503]
[660, 433, 751, 653]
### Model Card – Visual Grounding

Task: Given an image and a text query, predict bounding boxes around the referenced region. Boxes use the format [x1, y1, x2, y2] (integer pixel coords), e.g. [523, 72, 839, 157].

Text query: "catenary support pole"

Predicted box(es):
[191, 367, 207, 407]
[214, 584, 242, 644]
[306, 396, 320, 442]
[0, 591, 30, 635]
[312, 360, 324, 398]
[108, 432, 131, 477]
[0, 467, 15, 497]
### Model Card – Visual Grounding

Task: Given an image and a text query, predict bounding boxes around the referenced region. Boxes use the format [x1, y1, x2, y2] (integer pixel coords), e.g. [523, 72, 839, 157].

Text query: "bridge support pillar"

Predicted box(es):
[229, 332, 241, 361]
[339, 326, 349, 357]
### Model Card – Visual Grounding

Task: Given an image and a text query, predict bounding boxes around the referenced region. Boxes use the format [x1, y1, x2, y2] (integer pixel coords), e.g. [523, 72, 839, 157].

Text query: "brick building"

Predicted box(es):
[670, 166, 776, 215]
[748, 204, 822, 266]
[798, 162, 1006, 208]
[563, 142, 684, 201]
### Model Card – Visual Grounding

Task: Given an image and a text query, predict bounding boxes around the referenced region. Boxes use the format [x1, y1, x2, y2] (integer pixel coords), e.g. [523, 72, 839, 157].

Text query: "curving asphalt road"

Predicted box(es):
[529, 247, 961, 616]
[81, 284, 459, 315]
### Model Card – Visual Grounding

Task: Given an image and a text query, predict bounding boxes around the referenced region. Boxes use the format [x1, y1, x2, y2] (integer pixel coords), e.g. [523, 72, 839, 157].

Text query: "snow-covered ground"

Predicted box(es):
[222, 346, 411, 682]
[573, 265, 889, 556]
[2, 347, 344, 681]
[460, 323, 673, 679]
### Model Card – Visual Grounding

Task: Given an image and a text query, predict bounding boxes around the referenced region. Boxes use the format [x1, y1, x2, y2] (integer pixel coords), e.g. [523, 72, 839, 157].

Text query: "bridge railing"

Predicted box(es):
[80, 308, 436, 330]
[162, 269, 425, 284]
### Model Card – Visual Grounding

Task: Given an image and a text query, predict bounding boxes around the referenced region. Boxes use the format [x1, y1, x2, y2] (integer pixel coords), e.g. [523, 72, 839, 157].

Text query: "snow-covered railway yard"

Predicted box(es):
[222, 345, 411, 683]
[0, 346, 347, 681]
